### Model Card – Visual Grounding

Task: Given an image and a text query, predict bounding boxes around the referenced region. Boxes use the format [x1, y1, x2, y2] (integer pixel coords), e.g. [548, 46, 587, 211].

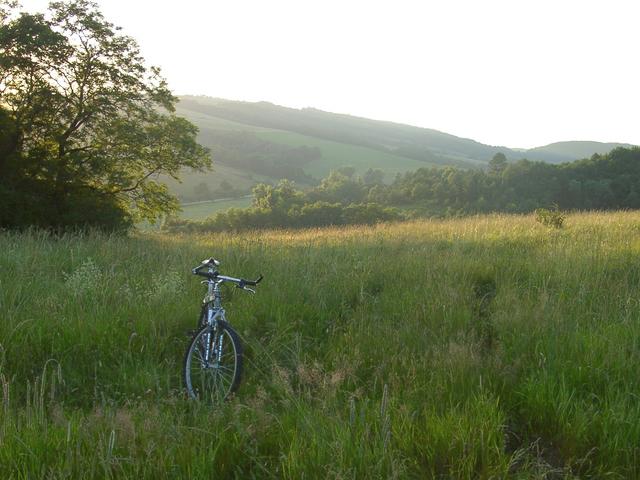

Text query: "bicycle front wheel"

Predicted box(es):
[183, 322, 243, 402]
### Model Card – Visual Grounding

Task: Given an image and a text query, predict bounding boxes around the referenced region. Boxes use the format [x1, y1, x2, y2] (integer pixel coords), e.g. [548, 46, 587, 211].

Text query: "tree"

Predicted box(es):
[337, 166, 356, 178]
[0, 0, 210, 229]
[251, 179, 302, 211]
[310, 170, 365, 204]
[363, 168, 385, 185]
[488, 152, 507, 175]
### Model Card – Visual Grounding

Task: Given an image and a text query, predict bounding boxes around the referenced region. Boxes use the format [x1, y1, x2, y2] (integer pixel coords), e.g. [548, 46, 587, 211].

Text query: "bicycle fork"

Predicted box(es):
[202, 307, 225, 368]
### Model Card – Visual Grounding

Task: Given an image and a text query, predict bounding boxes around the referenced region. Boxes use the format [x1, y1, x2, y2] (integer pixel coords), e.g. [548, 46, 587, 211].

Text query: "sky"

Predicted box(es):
[17, 0, 640, 148]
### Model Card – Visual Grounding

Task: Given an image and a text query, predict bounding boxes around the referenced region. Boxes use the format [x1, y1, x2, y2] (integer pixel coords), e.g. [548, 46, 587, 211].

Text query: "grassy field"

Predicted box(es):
[161, 163, 272, 201]
[1, 212, 640, 477]
[180, 197, 253, 221]
[257, 130, 437, 180]
[175, 104, 274, 133]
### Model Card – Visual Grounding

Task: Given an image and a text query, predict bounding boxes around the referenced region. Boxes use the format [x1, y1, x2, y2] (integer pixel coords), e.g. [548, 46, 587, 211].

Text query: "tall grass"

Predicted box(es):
[1, 211, 640, 477]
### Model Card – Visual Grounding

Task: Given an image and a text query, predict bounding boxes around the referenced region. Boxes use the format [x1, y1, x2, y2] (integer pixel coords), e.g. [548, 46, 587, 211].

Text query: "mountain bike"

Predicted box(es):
[183, 257, 263, 401]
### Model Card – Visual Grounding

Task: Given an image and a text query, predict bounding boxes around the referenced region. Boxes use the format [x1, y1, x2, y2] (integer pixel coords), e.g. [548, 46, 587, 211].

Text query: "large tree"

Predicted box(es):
[0, 0, 210, 229]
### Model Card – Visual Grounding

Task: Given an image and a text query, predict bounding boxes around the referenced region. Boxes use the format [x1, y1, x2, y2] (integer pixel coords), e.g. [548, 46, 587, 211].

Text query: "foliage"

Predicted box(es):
[171, 98, 633, 204]
[165, 201, 403, 233]
[385, 147, 640, 215]
[535, 205, 565, 228]
[0, 0, 210, 230]
[166, 175, 403, 233]
[170, 147, 640, 232]
[488, 152, 507, 174]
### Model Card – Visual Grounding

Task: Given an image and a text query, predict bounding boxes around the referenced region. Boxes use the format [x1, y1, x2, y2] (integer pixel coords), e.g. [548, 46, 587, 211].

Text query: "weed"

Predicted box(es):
[535, 206, 565, 228]
[63, 258, 102, 294]
[147, 270, 184, 301]
[471, 270, 498, 353]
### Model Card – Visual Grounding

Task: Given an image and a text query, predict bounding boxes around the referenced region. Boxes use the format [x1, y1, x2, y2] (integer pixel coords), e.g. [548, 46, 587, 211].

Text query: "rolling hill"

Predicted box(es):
[525, 140, 635, 163]
[169, 96, 632, 203]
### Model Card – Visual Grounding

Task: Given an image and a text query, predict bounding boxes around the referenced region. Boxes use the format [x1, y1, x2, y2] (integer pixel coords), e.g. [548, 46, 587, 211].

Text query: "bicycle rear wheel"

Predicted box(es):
[183, 321, 243, 402]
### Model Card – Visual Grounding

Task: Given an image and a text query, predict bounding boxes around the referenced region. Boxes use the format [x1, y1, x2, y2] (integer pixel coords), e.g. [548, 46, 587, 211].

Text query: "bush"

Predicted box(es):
[0, 179, 132, 232]
[163, 202, 404, 233]
[535, 206, 565, 228]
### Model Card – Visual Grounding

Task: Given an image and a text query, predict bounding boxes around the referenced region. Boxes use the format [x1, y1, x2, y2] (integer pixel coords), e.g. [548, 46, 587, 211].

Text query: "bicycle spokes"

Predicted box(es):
[184, 324, 242, 402]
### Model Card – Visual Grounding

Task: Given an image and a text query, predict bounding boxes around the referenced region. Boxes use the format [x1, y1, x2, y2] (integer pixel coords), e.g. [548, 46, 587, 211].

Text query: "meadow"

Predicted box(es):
[255, 130, 438, 179]
[1, 211, 640, 478]
[180, 197, 253, 221]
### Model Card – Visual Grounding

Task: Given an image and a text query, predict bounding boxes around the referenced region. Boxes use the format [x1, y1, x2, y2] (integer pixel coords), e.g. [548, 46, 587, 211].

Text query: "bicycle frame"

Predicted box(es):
[201, 269, 256, 326]
[204, 277, 226, 323]
[202, 273, 227, 365]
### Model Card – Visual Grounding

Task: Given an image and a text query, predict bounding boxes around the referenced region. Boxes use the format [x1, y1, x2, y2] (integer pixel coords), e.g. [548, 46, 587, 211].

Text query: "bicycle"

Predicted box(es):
[183, 257, 263, 401]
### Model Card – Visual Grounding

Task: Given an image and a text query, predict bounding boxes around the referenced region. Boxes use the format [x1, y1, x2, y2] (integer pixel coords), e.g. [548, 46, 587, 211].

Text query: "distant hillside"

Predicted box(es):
[170, 96, 633, 202]
[525, 141, 634, 163]
[178, 96, 501, 168]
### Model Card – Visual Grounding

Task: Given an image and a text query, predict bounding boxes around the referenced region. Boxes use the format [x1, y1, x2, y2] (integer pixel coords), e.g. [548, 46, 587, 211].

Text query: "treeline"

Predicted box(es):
[165, 147, 640, 232]
[164, 201, 402, 233]
[385, 148, 640, 215]
[163, 169, 402, 232]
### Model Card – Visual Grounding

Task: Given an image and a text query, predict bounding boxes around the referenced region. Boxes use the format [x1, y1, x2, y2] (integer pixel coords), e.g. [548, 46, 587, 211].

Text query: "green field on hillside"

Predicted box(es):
[175, 105, 273, 133]
[168, 99, 635, 203]
[168, 103, 445, 201]
[256, 130, 438, 180]
[164, 126, 436, 201]
[2, 212, 640, 477]
[180, 197, 253, 220]
[162, 163, 272, 202]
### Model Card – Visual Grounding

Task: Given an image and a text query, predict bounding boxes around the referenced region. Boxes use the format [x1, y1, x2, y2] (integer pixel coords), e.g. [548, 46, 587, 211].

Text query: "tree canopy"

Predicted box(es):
[0, 0, 210, 230]
[165, 147, 640, 233]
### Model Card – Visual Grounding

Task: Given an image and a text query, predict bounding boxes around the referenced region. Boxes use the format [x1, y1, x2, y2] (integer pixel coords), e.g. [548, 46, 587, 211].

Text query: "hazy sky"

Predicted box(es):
[18, 0, 640, 148]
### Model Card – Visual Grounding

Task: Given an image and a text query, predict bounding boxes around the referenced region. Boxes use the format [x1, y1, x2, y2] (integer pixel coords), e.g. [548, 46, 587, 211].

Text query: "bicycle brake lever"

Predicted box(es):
[243, 286, 256, 294]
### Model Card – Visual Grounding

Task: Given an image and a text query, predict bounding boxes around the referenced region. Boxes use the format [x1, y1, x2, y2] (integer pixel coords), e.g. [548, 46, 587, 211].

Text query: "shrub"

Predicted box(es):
[535, 206, 565, 228]
[163, 202, 404, 233]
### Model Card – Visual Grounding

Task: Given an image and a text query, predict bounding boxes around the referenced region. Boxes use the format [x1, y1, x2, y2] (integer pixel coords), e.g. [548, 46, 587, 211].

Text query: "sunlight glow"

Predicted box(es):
[17, 0, 640, 148]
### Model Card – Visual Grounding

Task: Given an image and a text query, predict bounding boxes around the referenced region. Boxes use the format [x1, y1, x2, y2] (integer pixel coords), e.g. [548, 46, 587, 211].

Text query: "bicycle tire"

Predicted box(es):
[183, 321, 243, 401]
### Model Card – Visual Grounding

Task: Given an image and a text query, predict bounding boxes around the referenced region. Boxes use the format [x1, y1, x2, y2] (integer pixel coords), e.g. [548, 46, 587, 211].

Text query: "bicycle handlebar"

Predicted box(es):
[192, 260, 263, 289]
[241, 274, 263, 287]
